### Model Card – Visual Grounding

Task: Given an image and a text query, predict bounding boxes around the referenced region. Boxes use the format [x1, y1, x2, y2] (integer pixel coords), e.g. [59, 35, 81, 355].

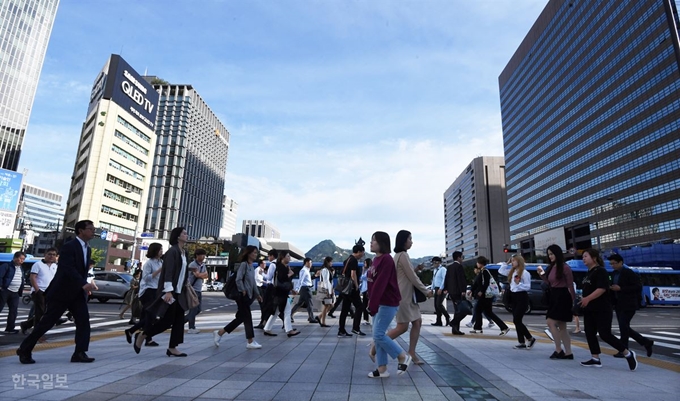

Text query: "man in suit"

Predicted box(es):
[607, 254, 654, 358]
[441, 251, 468, 335]
[0, 251, 26, 334]
[17, 220, 98, 364]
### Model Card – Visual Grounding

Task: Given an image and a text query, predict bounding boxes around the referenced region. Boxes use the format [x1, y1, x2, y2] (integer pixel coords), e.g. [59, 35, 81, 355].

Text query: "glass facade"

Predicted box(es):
[0, 0, 59, 171]
[17, 183, 63, 233]
[145, 83, 229, 239]
[500, 0, 680, 254]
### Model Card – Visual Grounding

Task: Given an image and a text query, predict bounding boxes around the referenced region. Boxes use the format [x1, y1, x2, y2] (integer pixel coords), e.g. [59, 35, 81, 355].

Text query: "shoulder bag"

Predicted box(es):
[182, 283, 200, 310]
[222, 271, 240, 300]
[484, 269, 500, 298]
[337, 259, 354, 295]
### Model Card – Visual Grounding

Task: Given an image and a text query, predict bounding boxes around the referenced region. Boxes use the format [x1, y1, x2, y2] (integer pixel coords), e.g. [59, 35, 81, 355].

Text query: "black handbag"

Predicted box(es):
[337, 260, 354, 295]
[222, 271, 240, 300]
[414, 287, 427, 303]
[572, 298, 585, 316]
[456, 299, 472, 315]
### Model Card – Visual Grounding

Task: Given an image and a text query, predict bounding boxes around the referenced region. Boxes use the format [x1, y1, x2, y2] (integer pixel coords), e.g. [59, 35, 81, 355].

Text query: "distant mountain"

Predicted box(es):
[305, 239, 435, 267]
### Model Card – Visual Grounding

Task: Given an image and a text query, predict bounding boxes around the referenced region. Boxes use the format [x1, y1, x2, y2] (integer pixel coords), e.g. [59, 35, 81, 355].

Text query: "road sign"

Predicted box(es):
[140, 232, 154, 238]
[220, 252, 229, 256]
[112, 233, 118, 242]
[139, 241, 149, 251]
[100, 230, 108, 240]
[106, 232, 113, 241]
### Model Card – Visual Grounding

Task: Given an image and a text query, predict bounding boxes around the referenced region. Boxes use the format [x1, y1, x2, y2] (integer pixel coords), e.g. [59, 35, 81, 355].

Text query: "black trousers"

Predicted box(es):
[0, 289, 20, 331]
[20, 292, 91, 353]
[144, 300, 185, 348]
[258, 285, 274, 325]
[21, 291, 46, 331]
[615, 308, 650, 349]
[362, 291, 369, 321]
[583, 308, 625, 355]
[473, 297, 508, 331]
[291, 286, 314, 320]
[129, 290, 156, 340]
[225, 295, 254, 340]
[510, 292, 532, 343]
[339, 290, 363, 333]
[434, 290, 450, 325]
[449, 298, 467, 331]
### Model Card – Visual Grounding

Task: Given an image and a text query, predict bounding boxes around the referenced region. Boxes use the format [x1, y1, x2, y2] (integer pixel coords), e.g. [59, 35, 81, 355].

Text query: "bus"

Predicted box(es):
[487, 261, 680, 308]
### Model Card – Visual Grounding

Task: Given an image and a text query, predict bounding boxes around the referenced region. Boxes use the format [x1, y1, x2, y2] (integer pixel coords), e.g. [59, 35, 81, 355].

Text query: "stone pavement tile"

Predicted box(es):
[281, 382, 318, 391]
[86, 373, 138, 383]
[182, 378, 222, 388]
[235, 388, 283, 400]
[26, 390, 86, 400]
[64, 390, 119, 401]
[163, 385, 210, 397]
[198, 388, 243, 399]
[94, 382, 142, 393]
[116, 373, 163, 385]
[416, 385, 446, 396]
[194, 370, 234, 380]
[487, 380, 528, 398]
[246, 362, 275, 369]
[311, 390, 349, 401]
[349, 392, 386, 401]
[350, 383, 385, 394]
[212, 380, 254, 390]
[52, 380, 104, 392]
[225, 373, 261, 382]
[438, 386, 465, 401]
[219, 361, 250, 368]
[109, 394, 156, 401]
[272, 389, 314, 401]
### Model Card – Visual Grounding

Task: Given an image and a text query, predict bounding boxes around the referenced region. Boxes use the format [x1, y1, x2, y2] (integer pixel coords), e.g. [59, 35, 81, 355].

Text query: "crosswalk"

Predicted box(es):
[638, 330, 680, 355]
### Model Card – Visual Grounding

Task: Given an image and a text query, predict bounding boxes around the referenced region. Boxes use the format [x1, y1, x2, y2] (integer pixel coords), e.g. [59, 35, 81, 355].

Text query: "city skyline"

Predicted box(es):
[18, 0, 548, 257]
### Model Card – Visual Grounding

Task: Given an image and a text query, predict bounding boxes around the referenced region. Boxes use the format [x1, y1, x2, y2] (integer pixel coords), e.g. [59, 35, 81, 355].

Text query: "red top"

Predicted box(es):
[367, 253, 401, 314]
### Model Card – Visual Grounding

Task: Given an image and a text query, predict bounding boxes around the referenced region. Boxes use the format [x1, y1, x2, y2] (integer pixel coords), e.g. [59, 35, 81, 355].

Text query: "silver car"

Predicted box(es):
[89, 272, 133, 303]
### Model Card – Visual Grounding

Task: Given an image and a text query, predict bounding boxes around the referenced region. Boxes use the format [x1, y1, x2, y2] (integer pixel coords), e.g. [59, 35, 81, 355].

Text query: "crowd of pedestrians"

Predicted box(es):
[7, 222, 648, 375]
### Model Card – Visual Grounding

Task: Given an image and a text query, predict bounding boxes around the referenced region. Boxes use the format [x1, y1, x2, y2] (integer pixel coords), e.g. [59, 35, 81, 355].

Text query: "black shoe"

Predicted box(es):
[451, 330, 465, 336]
[645, 340, 654, 357]
[580, 358, 602, 368]
[287, 330, 300, 337]
[431, 322, 443, 326]
[55, 318, 67, 326]
[527, 337, 536, 350]
[19, 324, 27, 335]
[254, 324, 264, 330]
[145, 340, 159, 347]
[559, 353, 574, 360]
[263, 331, 278, 336]
[320, 324, 331, 328]
[71, 351, 95, 363]
[309, 318, 319, 323]
[124, 329, 132, 344]
[625, 350, 637, 371]
[351, 329, 366, 336]
[166, 349, 187, 357]
[4, 329, 18, 334]
[337, 331, 352, 338]
[128, 319, 136, 325]
[16, 349, 35, 364]
[291, 318, 294, 323]
[133, 333, 142, 354]
[327, 314, 336, 319]
[613, 351, 625, 358]
[549, 350, 565, 359]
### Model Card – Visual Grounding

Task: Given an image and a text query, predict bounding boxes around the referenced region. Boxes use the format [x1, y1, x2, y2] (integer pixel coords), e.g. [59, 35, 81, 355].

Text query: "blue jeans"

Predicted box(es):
[373, 305, 403, 367]
[184, 292, 202, 329]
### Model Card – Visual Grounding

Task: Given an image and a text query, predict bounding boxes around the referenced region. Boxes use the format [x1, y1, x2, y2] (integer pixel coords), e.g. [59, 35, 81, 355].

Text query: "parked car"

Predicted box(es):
[500, 280, 548, 314]
[202, 281, 224, 292]
[89, 272, 133, 303]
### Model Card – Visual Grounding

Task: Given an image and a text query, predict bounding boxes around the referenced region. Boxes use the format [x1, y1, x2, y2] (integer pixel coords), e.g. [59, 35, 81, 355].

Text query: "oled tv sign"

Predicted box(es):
[100, 54, 159, 130]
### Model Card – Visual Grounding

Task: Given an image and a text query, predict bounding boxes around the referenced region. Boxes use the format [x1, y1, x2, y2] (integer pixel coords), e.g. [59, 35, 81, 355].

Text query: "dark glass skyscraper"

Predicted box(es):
[144, 82, 229, 240]
[499, 0, 680, 257]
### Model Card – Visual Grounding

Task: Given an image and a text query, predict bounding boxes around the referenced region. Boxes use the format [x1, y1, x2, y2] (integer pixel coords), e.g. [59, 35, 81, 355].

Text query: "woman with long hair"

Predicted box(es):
[367, 231, 412, 378]
[499, 254, 536, 350]
[470, 256, 510, 335]
[263, 250, 300, 337]
[316, 256, 334, 328]
[125, 243, 163, 347]
[370, 230, 431, 364]
[213, 245, 263, 349]
[579, 248, 637, 370]
[538, 244, 576, 359]
[133, 227, 190, 357]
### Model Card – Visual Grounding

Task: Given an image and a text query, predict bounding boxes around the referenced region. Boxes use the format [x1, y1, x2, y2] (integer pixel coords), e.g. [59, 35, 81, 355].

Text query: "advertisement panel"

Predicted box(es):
[533, 227, 567, 256]
[102, 55, 159, 130]
[0, 169, 23, 238]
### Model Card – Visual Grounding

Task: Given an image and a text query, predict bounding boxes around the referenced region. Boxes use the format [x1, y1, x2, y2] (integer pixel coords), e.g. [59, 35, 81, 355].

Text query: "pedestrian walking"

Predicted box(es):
[1, 251, 27, 334]
[499, 255, 536, 350]
[255, 249, 278, 329]
[213, 245, 263, 349]
[360, 259, 371, 325]
[338, 245, 366, 337]
[263, 250, 300, 337]
[578, 248, 638, 371]
[315, 256, 334, 327]
[469, 256, 510, 336]
[19, 248, 58, 340]
[607, 254, 654, 358]
[125, 243, 163, 347]
[366, 231, 412, 378]
[291, 258, 318, 323]
[538, 244, 576, 359]
[430, 257, 449, 327]
[185, 248, 208, 334]
[119, 270, 140, 323]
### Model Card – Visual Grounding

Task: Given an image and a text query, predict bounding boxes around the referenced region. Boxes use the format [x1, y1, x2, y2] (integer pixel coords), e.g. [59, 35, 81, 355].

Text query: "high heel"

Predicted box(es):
[166, 349, 187, 357]
[133, 333, 142, 354]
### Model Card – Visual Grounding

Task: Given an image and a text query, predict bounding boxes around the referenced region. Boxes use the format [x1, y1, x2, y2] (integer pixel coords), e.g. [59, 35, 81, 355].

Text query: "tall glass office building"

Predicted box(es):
[0, 0, 59, 171]
[144, 81, 229, 240]
[499, 0, 680, 257]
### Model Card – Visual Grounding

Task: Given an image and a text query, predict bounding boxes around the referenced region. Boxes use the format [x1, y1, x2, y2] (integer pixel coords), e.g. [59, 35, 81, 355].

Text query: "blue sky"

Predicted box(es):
[21, 0, 547, 258]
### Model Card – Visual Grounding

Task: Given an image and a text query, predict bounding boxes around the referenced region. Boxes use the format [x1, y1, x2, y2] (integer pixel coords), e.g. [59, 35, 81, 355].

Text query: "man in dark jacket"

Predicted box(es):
[608, 254, 654, 357]
[0, 251, 26, 334]
[441, 251, 467, 334]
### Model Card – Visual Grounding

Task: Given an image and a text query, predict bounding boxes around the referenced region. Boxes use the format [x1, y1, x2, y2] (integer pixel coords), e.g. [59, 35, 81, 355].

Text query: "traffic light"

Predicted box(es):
[503, 245, 518, 253]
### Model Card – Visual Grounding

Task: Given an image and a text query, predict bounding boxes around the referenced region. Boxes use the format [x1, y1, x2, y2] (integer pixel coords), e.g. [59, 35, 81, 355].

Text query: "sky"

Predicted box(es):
[20, 0, 548, 258]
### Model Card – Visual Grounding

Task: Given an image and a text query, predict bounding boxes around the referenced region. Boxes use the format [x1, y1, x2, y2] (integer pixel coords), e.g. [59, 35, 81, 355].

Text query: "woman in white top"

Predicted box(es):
[316, 256, 334, 328]
[499, 255, 536, 350]
[125, 243, 163, 347]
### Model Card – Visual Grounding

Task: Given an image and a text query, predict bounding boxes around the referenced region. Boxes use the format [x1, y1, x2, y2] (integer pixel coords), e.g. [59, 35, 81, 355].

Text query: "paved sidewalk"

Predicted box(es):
[0, 312, 678, 400]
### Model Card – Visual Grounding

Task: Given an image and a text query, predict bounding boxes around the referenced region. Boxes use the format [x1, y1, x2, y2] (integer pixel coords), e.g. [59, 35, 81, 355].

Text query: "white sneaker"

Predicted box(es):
[213, 330, 221, 347]
[465, 322, 473, 328]
[487, 321, 495, 328]
[246, 341, 262, 349]
[187, 328, 200, 334]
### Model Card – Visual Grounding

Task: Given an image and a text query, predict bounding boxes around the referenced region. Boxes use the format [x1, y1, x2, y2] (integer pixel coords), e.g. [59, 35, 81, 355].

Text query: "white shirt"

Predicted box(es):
[295, 266, 312, 291]
[139, 258, 162, 296]
[76, 236, 88, 265]
[264, 261, 276, 284]
[30, 260, 58, 292]
[320, 267, 333, 293]
[433, 266, 447, 289]
[255, 266, 264, 287]
[498, 262, 531, 292]
[8, 265, 23, 292]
